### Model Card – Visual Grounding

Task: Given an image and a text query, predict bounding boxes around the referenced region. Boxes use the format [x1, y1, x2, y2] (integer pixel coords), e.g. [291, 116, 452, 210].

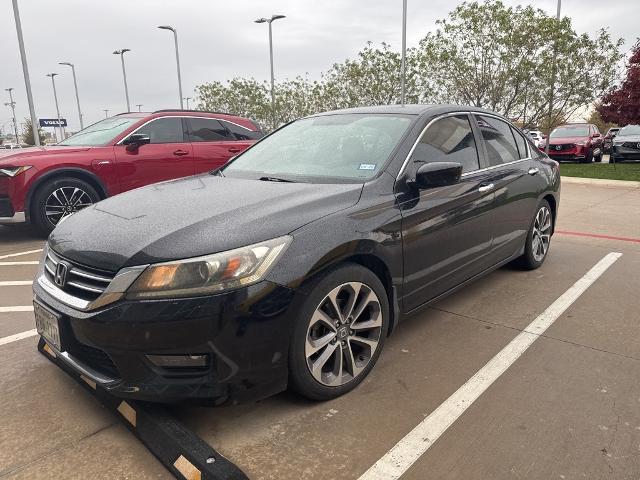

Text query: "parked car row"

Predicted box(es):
[0, 110, 263, 234]
[31, 104, 561, 405]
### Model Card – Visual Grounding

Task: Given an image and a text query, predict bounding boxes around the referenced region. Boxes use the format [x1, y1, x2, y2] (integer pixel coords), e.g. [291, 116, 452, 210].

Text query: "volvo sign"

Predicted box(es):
[39, 118, 68, 128]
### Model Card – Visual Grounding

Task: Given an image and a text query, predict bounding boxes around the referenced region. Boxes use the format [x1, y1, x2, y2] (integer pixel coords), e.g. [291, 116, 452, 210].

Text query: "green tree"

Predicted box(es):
[197, 0, 623, 132]
[21, 118, 45, 146]
[416, 1, 623, 130]
[586, 105, 617, 133]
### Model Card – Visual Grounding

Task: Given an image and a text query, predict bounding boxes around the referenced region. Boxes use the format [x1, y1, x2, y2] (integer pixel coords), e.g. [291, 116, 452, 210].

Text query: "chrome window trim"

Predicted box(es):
[396, 111, 532, 180]
[116, 115, 254, 145]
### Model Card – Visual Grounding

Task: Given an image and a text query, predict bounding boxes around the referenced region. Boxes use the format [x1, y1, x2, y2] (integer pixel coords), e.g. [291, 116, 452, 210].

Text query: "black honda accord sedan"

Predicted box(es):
[33, 105, 560, 405]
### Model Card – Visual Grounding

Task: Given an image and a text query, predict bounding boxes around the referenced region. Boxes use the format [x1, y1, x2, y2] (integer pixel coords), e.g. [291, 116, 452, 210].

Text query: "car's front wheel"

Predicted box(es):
[31, 177, 100, 236]
[289, 264, 389, 401]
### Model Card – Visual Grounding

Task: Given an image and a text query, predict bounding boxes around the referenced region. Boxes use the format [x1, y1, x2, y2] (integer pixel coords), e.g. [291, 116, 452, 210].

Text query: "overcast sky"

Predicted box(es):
[1, 0, 638, 134]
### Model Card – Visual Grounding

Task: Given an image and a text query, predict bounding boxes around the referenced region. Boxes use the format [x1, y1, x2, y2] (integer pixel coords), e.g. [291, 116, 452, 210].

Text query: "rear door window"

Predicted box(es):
[187, 118, 233, 142]
[511, 127, 529, 159]
[222, 121, 264, 141]
[410, 114, 480, 173]
[475, 115, 520, 166]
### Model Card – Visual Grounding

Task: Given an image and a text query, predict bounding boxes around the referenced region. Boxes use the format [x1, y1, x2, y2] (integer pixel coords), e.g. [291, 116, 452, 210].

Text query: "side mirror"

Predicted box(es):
[413, 162, 462, 189]
[592, 132, 601, 138]
[122, 133, 151, 151]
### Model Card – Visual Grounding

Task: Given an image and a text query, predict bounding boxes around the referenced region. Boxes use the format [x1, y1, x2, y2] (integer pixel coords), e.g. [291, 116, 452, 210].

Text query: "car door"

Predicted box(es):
[399, 113, 496, 312]
[472, 115, 540, 263]
[186, 117, 251, 173]
[114, 117, 194, 192]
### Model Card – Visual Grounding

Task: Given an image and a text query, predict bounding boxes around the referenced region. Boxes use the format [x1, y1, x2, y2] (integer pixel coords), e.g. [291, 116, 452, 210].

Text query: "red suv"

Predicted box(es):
[0, 110, 263, 234]
[538, 123, 603, 163]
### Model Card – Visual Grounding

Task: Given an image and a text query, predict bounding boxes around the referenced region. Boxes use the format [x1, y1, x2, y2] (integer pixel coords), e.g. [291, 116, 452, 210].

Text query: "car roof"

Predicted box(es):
[115, 110, 260, 130]
[309, 104, 507, 118]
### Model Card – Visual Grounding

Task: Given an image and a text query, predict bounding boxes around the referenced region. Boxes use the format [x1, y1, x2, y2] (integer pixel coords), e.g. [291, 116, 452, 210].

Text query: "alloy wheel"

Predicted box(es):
[305, 282, 383, 387]
[532, 206, 552, 262]
[45, 186, 94, 226]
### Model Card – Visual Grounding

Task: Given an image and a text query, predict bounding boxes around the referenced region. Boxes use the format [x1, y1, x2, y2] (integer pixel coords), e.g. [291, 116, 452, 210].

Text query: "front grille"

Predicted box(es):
[44, 248, 115, 302]
[622, 142, 640, 149]
[67, 342, 120, 378]
[550, 143, 575, 151]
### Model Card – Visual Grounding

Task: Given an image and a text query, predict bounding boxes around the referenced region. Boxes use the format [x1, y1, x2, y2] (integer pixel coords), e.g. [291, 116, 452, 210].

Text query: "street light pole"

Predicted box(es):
[255, 14, 286, 130]
[104, 109, 109, 118]
[401, 0, 407, 106]
[158, 26, 184, 109]
[136, 104, 143, 112]
[113, 49, 131, 112]
[46, 73, 64, 142]
[184, 97, 191, 109]
[5, 88, 19, 143]
[545, 0, 561, 156]
[11, 0, 40, 146]
[59, 62, 83, 130]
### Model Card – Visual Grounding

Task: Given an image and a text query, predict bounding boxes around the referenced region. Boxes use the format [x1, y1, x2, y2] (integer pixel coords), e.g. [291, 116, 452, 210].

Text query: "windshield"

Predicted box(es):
[550, 125, 590, 138]
[222, 114, 413, 182]
[618, 125, 640, 136]
[59, 117, 141, 146]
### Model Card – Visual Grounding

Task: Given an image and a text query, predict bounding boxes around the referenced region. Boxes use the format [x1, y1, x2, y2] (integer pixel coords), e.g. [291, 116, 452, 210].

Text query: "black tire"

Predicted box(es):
[31, 177, 101, 236]
[582, 149, 593, 163]
[288, 263, 389, 401]
[594, 148, 603, 162]
[514, 199, 553, 270]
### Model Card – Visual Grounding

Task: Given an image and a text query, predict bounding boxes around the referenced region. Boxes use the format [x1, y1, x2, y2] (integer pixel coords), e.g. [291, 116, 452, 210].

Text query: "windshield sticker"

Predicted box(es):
[359, 163, 376, 170]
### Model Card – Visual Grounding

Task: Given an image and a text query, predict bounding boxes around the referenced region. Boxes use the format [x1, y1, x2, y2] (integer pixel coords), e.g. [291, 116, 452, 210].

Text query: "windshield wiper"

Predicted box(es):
[259, 176, 296, 183]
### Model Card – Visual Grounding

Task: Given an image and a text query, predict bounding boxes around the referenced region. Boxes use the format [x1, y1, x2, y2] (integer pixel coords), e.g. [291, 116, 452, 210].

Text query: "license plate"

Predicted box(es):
[34, 301, 61, 351]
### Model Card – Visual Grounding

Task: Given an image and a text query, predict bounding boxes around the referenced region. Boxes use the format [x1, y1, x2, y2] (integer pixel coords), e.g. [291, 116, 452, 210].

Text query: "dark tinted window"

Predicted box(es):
[135, 117, 185, 144]
[475, 115, 520, 166]
[188, 118, 232, 142]
[410, 115, 480, 173]
[223, 121, 264, 141]
[511, 127, 529, 159]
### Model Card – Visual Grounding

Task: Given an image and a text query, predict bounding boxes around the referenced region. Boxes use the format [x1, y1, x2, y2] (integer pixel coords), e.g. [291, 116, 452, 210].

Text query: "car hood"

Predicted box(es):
[546, 136, 588, 145]
[614, 134, 640, 143]
[0, 145, 92, 163]
[50, 174, 364, 271]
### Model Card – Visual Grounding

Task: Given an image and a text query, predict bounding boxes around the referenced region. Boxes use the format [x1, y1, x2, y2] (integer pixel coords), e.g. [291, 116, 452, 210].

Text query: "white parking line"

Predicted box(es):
[0, 306, 34, 313]
[0, 261, 39, 266]
[0, 329, 38, 346]
[359, 252, 622, 480]
[0, 281, 33, 286]
[0, 248, 43, 260]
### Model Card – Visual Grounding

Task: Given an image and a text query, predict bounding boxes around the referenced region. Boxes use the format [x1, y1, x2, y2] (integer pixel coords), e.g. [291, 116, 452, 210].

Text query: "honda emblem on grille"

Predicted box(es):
[54, 262, 69, 288]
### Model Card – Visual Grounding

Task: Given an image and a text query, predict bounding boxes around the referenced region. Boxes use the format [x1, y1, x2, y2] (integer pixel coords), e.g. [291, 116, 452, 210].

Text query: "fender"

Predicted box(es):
[24, 167, 109, 221]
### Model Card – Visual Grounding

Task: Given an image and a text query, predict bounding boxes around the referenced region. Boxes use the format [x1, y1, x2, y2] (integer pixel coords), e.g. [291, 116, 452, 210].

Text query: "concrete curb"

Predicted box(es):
[560, 176, 640, 189]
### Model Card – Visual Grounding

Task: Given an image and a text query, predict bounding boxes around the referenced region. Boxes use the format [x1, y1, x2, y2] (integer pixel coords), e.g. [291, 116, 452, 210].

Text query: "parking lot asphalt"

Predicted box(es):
[1, 181, 639, 480]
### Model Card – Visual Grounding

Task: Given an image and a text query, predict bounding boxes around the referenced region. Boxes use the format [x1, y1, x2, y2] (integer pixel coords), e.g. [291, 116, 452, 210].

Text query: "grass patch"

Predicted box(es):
[560, 162, 640, 182]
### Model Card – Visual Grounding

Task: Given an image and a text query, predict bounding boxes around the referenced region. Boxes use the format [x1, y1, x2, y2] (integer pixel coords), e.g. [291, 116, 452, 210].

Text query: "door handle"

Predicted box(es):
[528, 167, 540, 175]
[227, 147, 242, 153]
[478, 183, 494, 193]
[173, 149, 189, 156]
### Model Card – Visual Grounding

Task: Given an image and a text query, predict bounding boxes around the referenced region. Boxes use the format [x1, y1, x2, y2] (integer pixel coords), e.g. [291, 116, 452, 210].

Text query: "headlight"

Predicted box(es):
[126, 236, 291, 299]
[0, 166, 32, 177]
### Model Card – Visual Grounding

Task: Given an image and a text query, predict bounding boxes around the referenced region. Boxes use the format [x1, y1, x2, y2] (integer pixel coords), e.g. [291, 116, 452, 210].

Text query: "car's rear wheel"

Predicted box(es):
[289, 264, 389, 401]
[594, 147, 603, 162]
[515, 199, 553, 270]
[31, 177, 100, 236]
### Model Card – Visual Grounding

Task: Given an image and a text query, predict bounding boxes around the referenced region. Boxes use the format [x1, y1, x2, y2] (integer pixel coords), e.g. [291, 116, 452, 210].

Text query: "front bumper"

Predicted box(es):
[612, 146, 640, 161]
[0, 197, 25, 224]
[546, 153, 586, 162]
[33, 278, 299, 405]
